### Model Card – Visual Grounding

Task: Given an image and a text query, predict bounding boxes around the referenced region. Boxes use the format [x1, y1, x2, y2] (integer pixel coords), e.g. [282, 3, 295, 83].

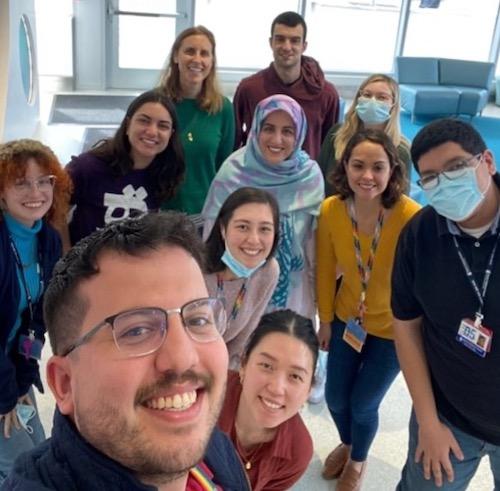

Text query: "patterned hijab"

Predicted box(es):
[203, 94, 324, 218]
[203, 94, 324, 309]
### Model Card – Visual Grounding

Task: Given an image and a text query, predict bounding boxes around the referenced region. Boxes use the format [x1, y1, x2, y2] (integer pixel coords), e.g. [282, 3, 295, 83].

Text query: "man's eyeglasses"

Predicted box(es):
[417, 153, 483, 191]
[62, 297, 227, 358]
[13, 175, 56, 194]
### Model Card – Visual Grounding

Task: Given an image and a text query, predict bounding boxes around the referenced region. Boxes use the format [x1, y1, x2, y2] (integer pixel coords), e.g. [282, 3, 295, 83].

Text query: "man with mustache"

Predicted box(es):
[2, 212, 250, 490]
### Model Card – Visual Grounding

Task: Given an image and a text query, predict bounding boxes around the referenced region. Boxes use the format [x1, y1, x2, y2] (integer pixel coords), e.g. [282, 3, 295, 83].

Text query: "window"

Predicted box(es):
[117, 0, 177, 69]
[195, 0, 300, 69]
[304, 0, 403, 73]
[404, 0, 499, 61]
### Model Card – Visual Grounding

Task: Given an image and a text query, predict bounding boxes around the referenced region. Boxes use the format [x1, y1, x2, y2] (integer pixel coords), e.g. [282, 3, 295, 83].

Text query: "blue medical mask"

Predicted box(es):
[221, 243, 266, 278]
[355, 98, 391, 125]
[16, 403, 36, 434]
[424, 166, 488, 222]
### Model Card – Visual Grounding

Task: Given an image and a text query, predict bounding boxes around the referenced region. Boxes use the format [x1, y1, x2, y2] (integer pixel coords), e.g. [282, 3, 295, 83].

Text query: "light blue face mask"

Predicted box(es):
[424, 166, 488, 222]
[16, 403, 36, 434]
[355, 97, 391, 125]
[221, 244, 266, 279]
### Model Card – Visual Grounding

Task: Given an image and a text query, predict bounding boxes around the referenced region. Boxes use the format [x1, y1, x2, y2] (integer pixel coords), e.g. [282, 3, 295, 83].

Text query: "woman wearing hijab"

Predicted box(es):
[202, 94, 324, 319]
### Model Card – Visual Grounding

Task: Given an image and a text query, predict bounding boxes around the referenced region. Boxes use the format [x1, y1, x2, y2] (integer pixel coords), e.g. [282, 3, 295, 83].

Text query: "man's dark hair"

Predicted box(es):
[411, 118, 487, 172]
[205, 187, 280, 274]
[271, 11, 307, 41]
[44, 212, 205, 355]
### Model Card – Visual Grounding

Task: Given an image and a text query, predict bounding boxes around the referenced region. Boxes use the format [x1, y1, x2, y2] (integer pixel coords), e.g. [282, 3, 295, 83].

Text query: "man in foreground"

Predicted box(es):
[2, 212, 249, 490]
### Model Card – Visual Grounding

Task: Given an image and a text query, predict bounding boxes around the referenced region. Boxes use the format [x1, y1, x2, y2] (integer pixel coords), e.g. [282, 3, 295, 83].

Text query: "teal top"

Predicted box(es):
[4, 213, 42, 352]
[162, 97, 235, 215]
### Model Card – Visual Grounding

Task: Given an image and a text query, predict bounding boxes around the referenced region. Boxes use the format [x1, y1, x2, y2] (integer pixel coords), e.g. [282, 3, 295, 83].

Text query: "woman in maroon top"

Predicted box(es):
[218, 309, 319, 491]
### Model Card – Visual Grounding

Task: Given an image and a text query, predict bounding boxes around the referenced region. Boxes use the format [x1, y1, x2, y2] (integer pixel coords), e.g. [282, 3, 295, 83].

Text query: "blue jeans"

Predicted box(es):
[397, 410, 500, 490]
[0, 388, 46, 484]
[325, 317, 400, 462]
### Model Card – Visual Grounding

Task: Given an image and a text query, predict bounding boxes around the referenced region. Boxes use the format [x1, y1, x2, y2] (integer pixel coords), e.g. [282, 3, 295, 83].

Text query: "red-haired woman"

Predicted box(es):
[0, 139, 71, 483]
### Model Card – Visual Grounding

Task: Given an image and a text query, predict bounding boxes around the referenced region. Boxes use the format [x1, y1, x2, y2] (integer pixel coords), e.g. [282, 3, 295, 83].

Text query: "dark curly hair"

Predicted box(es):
[329, 129, 407, 209]
[89, 89, 185, 202]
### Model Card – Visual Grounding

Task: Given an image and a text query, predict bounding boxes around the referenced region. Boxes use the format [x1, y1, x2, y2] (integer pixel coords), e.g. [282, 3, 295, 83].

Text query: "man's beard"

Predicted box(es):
[74, 370, 225, 484]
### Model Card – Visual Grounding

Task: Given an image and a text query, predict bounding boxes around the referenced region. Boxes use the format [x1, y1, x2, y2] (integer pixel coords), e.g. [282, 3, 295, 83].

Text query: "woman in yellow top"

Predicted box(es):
[316, 129, 420, 491]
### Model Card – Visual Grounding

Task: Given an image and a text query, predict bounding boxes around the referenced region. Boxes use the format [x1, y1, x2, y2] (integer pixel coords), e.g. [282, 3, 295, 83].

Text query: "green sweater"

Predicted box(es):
[162, 97, 235, 215]
[317, 124, 412, 197]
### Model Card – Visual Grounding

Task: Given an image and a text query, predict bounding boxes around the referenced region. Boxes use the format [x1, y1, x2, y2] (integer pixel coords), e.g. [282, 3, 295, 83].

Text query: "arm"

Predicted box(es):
[215, 98, 235, 170]
[394, 317, 464, 486]
[315, 200, 337, 350]
[317, 125, 336, 180]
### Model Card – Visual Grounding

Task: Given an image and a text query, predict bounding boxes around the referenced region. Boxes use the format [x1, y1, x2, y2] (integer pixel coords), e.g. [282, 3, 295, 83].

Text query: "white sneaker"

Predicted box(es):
[308, 350, 327, 404]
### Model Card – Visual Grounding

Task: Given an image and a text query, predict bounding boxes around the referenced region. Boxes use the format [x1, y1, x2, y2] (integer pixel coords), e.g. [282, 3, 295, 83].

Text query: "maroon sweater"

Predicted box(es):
[218, 371, 313, 491]
[233, 56, 340, 159]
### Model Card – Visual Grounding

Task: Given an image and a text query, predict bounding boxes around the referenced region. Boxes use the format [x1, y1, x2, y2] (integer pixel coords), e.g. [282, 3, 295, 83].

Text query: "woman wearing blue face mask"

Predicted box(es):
[204, 187, 280, 369]
[318, 74, 411, 197]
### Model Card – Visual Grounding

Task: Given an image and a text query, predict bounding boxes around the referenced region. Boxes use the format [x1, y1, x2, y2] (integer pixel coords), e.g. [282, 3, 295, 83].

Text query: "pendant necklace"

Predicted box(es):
[187, 132, 194, 142]
[239, 440, 263, 471]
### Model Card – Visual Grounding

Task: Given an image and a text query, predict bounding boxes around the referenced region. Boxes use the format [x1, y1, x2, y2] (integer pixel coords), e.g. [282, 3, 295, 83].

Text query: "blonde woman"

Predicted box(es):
[158, 26, 235, 216]
[318, 74, 411, 196]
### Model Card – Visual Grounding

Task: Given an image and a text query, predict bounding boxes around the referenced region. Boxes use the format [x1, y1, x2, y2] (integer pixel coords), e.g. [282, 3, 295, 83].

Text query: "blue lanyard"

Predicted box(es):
[452, 231, 500, 318]
[9, 237, 43, 323]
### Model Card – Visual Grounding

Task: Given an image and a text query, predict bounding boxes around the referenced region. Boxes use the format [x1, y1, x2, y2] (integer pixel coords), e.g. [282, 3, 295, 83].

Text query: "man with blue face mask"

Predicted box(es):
[391, 118, 500, 490]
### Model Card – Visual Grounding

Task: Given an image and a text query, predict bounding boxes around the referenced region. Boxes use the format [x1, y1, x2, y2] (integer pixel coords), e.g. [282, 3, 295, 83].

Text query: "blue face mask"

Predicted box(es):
[355, 98, 391, 125]
[16, 403, 36, 434]
[424, 166, 488, 222]
[221, 244, 266, 279]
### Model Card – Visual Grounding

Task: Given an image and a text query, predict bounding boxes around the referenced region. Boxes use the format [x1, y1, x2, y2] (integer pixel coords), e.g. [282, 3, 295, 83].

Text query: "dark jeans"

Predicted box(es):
[397, 411, 500, 490]
[325, 317, 400, 462]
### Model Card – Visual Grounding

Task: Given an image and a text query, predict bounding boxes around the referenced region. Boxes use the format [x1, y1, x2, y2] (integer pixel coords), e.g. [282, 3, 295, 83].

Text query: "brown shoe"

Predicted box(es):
[321, 444, 350, 480]
[336, 461, 367, 491]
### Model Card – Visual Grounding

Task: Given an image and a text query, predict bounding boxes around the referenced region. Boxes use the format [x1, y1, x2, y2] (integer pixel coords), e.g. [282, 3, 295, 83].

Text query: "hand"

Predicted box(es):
[318, 322, 332, 351]
[0, 408, 21, 439]
[18, 393, 34, 407]
[415, 420, 464, 487]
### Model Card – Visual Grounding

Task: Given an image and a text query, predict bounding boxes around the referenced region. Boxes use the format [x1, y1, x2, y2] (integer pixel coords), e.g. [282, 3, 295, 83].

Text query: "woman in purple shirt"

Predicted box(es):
[66, 90, 185, 246]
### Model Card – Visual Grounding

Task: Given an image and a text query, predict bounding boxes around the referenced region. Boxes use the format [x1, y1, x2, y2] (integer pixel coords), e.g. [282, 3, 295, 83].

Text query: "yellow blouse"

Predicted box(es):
[316, 195, 421, 339]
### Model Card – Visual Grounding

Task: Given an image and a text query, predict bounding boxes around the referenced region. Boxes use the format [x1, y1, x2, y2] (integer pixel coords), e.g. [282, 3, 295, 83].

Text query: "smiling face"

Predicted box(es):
[269, 23, 307, 72]
[345, 140, 392, 203]
[0, 158, 54, 227]
[257, 110, 296, 165]
[238, 332, 313, 431]
[126, 102, 173, 169]
[221, 203, 275, 270]
[174, 34, 214, 96]
[47, 246, 228, 483]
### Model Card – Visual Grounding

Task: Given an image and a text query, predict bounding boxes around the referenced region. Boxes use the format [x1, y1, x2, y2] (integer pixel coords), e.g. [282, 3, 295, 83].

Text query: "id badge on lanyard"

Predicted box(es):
[453, 233, 499, 358]
[343, 203, 384, 352]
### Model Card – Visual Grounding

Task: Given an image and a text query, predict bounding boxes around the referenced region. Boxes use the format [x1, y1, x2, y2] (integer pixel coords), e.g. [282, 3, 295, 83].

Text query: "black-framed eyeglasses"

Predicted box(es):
[62, 297, 226, 358]
[417, 153, 483, 190]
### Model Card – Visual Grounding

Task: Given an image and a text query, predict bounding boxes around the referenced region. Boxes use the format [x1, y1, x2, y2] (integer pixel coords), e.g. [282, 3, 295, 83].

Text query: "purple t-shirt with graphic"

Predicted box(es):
[67, 152, 160, 245]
